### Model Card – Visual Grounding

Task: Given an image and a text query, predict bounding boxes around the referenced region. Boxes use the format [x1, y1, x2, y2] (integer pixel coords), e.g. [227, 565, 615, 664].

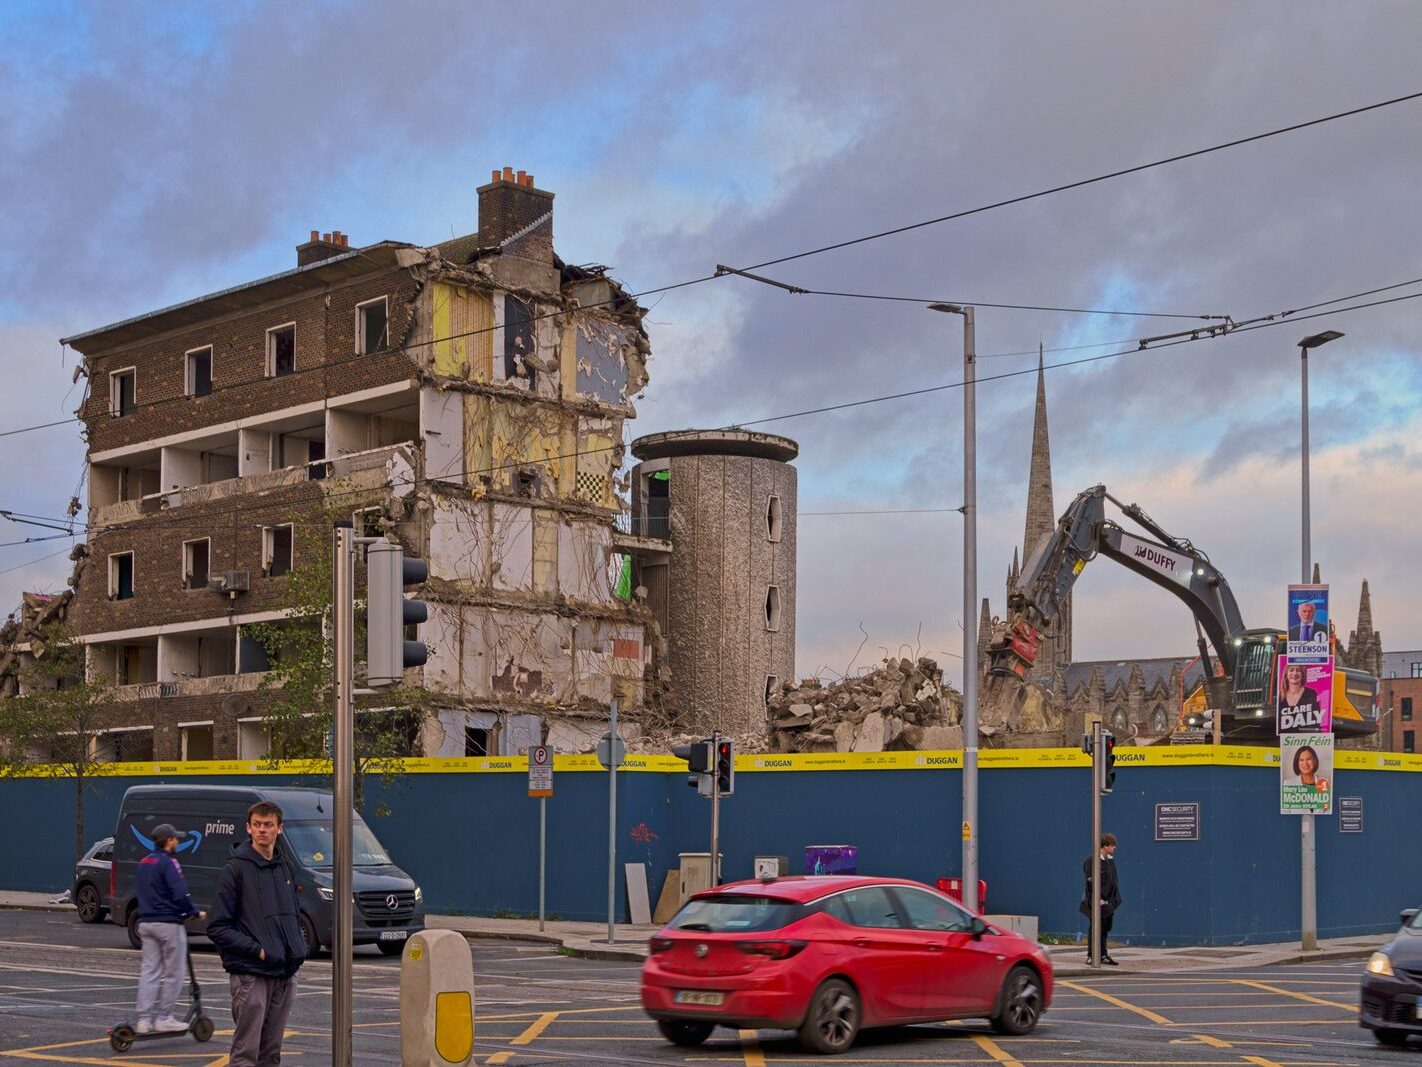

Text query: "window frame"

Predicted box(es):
[109, 367, 137, 417]
[820, 886, 905, 930]
[263, 523, 295, 578]
[766, 495, 783, 542]
[1402, 696, 1414, 721]
[181, 537, 211, 590]
[108, 551, 135, 600]
[265, 322, 297, 378]
[184, 345, 214, 397]
[890, 886, 976, 932]
[501, 294, 536, 386]
[356, 297, 389, 355]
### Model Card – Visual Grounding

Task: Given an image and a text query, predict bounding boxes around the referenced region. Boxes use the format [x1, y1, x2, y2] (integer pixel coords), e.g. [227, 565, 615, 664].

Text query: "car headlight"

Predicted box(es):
[1367, 951, 1394, 977]
[317, 886, 335, 901]
[414, 886, 423, 903]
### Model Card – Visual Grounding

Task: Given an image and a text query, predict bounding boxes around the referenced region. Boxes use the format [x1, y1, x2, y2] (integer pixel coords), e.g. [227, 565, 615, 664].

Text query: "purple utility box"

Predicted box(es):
[805, 844, 858, 875]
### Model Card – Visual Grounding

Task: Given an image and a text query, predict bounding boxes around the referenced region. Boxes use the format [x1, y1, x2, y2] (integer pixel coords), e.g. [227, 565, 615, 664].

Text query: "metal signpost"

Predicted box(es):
[528, 745, 553, 931]
[332, 527, 355, 1066]
[1089, 721, 1103, 971]
[709, 732, 721, 887]
[598, 699, 625, 944]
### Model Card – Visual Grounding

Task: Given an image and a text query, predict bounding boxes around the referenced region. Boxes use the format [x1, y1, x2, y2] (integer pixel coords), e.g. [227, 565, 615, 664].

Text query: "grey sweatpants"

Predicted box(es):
[229, 973, 297, 1066]
[136, 921, 187, 1022]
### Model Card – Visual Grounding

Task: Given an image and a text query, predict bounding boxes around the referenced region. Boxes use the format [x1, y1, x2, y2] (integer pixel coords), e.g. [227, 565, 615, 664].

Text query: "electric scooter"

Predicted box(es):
[108, 945, 215, 1052]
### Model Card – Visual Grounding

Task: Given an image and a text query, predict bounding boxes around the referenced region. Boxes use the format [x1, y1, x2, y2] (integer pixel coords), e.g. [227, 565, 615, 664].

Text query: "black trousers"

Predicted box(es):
[1087, 908, 1115, 958]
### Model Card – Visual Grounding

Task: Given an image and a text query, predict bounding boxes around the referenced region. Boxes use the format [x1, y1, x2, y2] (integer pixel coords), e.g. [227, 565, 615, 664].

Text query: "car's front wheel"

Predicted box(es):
[1374, 1028, 1409, 1046]
[298, 913, 321, 958]
[798, 977, 860, 1054]
[75, 883, 104, 924]
[656, 1020, 713, 1047]
[991, 965, 1044, 1035]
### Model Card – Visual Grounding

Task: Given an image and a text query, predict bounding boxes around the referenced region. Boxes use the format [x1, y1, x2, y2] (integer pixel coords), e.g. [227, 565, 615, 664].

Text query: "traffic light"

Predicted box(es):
[366, 541, 428, 688]
[1098, 731, 1116, 794]
[673, 739, 713, 792]
[715, 739, 735, 796]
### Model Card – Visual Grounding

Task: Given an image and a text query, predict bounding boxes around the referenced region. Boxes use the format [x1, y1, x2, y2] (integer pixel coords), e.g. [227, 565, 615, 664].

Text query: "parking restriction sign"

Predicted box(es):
[528, 745, 553, 797]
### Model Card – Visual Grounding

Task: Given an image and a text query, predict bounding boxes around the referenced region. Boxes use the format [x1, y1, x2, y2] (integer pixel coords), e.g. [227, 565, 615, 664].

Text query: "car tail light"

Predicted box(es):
[735, 940, 807, 960]
[649, 937, 675, 954]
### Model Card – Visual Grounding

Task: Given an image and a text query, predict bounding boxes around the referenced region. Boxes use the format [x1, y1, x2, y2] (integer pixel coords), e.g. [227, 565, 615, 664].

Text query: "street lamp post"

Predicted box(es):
[1297, 328, 1342, 953]
[929, 302, 978, 913]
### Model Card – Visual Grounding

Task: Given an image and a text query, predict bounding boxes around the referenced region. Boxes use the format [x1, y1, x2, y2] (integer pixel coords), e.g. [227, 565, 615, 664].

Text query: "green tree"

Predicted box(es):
[0, 625, 115, 860]
[244, 510, 429, 812]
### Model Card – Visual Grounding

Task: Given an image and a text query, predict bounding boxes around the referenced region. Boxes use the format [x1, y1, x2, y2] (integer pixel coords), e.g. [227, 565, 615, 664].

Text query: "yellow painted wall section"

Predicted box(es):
[576, 432, 615, 507]
[432, 284, 493, 380]
[464, 395, 563, 493]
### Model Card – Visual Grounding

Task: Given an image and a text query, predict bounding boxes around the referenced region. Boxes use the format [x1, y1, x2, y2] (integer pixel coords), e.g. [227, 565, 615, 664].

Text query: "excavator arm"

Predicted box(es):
[989, 484, 1247, 680]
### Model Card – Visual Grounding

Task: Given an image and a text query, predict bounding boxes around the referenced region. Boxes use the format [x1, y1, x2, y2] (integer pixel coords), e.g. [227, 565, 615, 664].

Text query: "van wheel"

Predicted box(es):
[299, 913, 321, 958]
[798, 978, 860, 1054]
[126, 908, 142, 950]
[1374, 1028, 1409, 1046]
[377, 940, 406, 957]
[76, 883, 104, 923]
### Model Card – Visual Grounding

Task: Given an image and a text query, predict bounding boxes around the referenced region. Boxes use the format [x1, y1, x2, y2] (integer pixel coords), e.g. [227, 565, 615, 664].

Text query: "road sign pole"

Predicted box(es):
[539, 795, 547, 933]
[331, 525, 355, 1066]
[1090, 721, 1102, 970]
[710, 731, 721, 887]
[606, 697, 619, 945]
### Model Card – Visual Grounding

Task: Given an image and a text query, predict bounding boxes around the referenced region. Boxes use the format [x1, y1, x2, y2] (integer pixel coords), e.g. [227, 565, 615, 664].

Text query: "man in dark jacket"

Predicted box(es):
[1079, 832, 1122, 965]
[207, 801, 306, 1067]
[135, 824, 201, 1034]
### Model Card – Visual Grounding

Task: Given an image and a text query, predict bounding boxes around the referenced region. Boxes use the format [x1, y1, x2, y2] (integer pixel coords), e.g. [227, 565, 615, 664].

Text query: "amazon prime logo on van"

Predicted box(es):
[130, 826, 203, 854]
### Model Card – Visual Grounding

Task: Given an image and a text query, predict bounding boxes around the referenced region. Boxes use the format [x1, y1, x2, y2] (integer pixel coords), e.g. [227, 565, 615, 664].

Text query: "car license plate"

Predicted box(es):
[379, 930, 408, 942]
[674, 990, 723, 1006]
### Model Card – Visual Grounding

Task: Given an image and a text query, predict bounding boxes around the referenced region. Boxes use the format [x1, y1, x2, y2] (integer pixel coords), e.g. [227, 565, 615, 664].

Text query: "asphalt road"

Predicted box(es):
[0, 908, 1405, 1065]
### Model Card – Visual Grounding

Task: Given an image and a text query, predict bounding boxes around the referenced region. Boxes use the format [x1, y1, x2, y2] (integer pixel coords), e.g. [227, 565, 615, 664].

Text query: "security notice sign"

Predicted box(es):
[1280, 733, 1332, 815]
[528, 745, 553, 797]
[1154, 802, 1200, 841]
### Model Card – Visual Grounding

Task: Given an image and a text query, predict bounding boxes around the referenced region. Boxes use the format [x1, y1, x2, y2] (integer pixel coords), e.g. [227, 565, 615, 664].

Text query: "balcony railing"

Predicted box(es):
[614, 512, 670, 540]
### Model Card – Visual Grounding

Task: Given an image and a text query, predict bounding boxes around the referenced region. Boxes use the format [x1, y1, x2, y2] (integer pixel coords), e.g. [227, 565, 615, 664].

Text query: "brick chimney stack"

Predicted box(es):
[477, 166, 554, 258]
[296, 229, 350, 267]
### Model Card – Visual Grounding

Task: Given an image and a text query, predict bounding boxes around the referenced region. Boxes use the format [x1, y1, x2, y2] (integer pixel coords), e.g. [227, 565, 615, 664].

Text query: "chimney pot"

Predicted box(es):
[516, 169, 527, 185]
[492, 168, 501, 183]
[322, 233, 332, 243]
[524, 173, 535, 187]
[310, 230, 320, 241]
[502, 166, 514, 182]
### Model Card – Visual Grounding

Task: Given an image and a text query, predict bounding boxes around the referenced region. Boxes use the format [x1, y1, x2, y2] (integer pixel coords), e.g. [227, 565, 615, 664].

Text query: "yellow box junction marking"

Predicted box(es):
[1232, 979, 1358, 1012]
[738, 1028, 766, 1067]
[970, 1032, 1026, 1066]
[1058, 980, 1173, 1025]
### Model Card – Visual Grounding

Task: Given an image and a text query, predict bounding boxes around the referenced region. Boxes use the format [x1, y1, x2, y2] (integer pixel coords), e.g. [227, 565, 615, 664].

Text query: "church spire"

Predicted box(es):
[1022, 344, 1055, 561]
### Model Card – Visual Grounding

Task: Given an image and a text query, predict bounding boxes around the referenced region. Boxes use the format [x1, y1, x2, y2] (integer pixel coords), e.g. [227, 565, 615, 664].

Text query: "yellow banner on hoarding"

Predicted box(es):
[3, 745, 1418, 779]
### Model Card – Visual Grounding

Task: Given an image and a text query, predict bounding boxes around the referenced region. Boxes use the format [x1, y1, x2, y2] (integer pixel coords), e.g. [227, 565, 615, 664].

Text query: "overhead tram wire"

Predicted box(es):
[5, 89, 1417, 445]
[9, 282, 1422, 549]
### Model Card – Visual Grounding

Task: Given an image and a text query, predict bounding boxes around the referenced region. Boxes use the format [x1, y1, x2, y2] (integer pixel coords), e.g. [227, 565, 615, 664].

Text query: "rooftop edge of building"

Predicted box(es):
[631, 429, 799, 463]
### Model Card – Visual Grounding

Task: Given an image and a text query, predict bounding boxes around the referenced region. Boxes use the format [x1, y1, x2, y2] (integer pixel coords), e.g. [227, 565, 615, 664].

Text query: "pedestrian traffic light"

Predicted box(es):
[366, 541, 428, 688]
[715, 739, 735, 796]
[672, 740, 714, 792]
[1098, 731, 1116, 794]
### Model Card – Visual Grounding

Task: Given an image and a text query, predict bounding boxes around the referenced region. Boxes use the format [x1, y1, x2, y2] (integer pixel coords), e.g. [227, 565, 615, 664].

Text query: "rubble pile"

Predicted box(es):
[767, 657, 964, 753]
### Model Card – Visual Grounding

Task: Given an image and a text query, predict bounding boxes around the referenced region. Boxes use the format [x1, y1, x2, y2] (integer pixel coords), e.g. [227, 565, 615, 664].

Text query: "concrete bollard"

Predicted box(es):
[400, 929, 475, 1066]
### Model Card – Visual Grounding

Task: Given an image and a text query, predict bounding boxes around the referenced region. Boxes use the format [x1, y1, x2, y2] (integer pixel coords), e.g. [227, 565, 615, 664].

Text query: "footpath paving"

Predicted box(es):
[1, 890, 1383, 975]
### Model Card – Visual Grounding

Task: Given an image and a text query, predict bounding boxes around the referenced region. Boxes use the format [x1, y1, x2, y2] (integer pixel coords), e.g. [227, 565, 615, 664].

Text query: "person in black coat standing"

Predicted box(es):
[1079, 832, 1122, 965]
[206, 801, 307, 1067]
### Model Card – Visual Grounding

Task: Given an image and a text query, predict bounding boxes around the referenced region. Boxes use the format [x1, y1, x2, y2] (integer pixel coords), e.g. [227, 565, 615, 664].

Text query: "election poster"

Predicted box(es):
[1280, 732, 1333, 815]
[1286, 584, 1330, 662]
[1276, 656, 1333, 733]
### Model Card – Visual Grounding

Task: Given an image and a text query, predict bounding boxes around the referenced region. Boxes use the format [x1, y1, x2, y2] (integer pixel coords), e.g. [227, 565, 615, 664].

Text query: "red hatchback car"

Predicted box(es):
[641, 875, 1052, 1054]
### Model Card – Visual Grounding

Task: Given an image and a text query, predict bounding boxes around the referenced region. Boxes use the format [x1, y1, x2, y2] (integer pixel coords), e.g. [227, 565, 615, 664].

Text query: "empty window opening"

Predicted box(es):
[464, 726, 489, 758]
[355, 508, 384, 538]
[358, 298, 388, 355]
[182, 539, 210, 590]
[764, 675, 779, 708]
[766, 495, 783, 542]
[109, 552, 135, 600]
[644, 469, 670, 538]
[1405, 730, 1415, 754]
[1402, 697, 1414, 721]
[114, 643, 156, 685]
[185, 347, 213, 396]
[237, 719, 271, 759]
[93, 728, 154, 763]
[515, 469, 540, 498]
[110, 369, 136, 417]
[503, 296, 535, 385]
[764, 585, 781, 632]
[306, 437, 326, 481]
[264, 525, 294, 577]
[181, 723, 215, 761]
[267, 324, 296, 377]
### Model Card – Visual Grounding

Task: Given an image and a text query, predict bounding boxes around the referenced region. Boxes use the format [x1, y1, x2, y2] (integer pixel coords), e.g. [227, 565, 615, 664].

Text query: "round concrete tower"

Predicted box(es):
[630, 429, 798, 735]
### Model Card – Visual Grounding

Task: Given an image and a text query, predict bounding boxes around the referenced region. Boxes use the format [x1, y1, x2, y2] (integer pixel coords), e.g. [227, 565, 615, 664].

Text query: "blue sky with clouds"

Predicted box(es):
[3, 1, 1421, 685]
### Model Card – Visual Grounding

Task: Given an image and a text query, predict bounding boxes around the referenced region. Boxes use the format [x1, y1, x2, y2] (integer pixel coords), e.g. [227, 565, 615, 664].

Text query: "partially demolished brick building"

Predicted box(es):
[47, 167, 654, 761]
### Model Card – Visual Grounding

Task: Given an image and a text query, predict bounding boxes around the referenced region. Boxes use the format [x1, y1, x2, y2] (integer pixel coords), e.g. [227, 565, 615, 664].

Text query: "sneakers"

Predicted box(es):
[154, 1015, 189, 1033]
[135, 1019, 153, 1035]
[1102, 955, 1120, 966]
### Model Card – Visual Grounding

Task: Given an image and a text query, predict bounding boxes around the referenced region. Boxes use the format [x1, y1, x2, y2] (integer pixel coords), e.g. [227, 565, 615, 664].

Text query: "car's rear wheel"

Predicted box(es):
[126, 908, 142, 950]
[991, 965, 1044, 1036]
[798, 977, 860, 1054]
[656, 1020, 714, 1047]
[75, 883, 104, 923]
[1374, 1028, 1409, 1046]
